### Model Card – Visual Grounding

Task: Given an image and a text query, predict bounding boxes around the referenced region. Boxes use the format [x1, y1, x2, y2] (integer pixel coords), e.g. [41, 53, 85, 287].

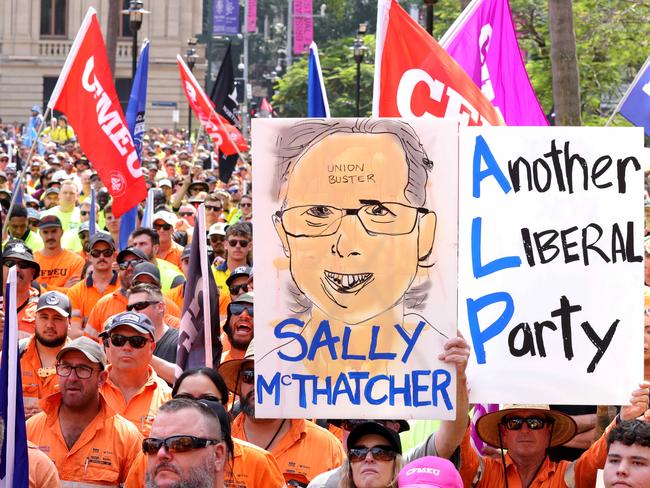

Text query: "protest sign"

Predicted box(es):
[253, 118, 459, 419]
[458, 127, 645, 404]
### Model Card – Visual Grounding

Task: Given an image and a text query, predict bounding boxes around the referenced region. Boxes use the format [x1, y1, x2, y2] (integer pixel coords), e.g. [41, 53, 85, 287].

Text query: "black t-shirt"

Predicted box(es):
[154, 327, 178, 364]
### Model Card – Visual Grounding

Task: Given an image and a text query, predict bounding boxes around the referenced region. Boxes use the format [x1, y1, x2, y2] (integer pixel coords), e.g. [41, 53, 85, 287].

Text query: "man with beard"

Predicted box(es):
[219, 343, 344, 486]
[144, 398, 227, 488]
[35, 215, 84, 292]
[20, 291, 71, 419]
[220, 292, 253, 363]
[26, 337, 142, 485]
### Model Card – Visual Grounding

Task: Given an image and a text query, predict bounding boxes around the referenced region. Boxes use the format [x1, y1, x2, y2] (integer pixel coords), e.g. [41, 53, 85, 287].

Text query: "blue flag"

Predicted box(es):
[0, 268, 29, 487]
[89, 185, 97, 237]
[307, 42, 330, 117]
[119, 39, 150, 251]
[12, 172, 25, 208]
[619, 55, 650, 137]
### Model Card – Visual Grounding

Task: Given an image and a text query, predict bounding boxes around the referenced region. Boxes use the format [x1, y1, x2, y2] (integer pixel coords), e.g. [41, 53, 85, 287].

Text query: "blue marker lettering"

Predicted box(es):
[431, 369, 453, 410]
[341, 326, 366, 360]
[275, 318, 308, 361]
[395, 321, 426, 363]
[471, 217, 521, 278]
[257, 372, 282, 406]
[411, 370, 432, 407]
[473, 134, 512, 198]
[307, 320, 340, 361]
[466, 292, 514, 364]
[369, 326, 397, 361]
[364, 374, 389, 405]
[389, 373, 412, 406]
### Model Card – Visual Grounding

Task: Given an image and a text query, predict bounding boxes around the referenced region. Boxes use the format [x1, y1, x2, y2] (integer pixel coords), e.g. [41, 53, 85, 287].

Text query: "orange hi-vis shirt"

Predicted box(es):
[28, 440, 60, 488]
[85, 290, 128, 340]
[124, 437, 286, 488]
[157, 241, 184, 269]
[68, 271, 120, 329]
[34, 248, 85, 292]
[26, 393, 143, 487]
[458, 419, 614, 488]
[20, 336, 70, 413]
[100, 365, 172, 437]
[231, 417, 344, 485]
[16, 287, 40, 340]
[166, 283, 184, 311]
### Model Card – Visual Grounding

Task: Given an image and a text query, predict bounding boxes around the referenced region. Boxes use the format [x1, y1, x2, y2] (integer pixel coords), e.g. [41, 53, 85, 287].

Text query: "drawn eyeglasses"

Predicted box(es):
[275, 201, 430, 238]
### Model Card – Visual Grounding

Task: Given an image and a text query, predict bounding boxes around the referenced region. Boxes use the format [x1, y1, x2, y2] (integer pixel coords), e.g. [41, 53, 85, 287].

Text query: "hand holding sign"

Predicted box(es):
[620, 382, 650, 422]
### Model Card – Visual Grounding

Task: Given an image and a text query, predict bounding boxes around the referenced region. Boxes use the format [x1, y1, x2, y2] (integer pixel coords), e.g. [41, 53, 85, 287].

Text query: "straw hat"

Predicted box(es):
[475, 404, 577, 448]
[218, 341, 254, 396]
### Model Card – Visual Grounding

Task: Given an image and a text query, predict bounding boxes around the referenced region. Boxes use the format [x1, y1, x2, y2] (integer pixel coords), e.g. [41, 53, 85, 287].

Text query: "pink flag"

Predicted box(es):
[293, 0, 313, 55]
[247, 0, 257, 33]
[440, 0, 548, 126]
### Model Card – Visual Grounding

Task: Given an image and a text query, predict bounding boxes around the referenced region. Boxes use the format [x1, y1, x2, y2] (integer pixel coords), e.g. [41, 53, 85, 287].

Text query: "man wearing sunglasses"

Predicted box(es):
[205, 194, 226, 227]
[26, 336, 142, 486]
[152, 210, 184, 269]
[144, 398, 227, 488]
[99, 311, 172, 436]
[221, 292, 254, 363]
[213, 221, 252, 300]
[67, 232, 119, 338]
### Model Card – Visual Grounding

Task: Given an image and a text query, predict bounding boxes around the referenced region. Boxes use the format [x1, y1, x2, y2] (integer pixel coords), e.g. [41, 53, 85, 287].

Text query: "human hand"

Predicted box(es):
[438, 332, 470, 377]
[620, 382, 650, 421]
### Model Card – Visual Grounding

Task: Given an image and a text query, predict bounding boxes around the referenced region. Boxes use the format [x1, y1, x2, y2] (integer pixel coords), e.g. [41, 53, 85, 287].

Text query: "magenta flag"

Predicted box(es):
[440, 0, 548, 126]
[247, 0, 257, 33]
[293, 0, 313, 55]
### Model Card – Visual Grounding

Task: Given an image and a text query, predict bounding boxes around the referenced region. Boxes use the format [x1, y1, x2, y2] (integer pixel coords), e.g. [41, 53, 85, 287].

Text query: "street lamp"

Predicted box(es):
[353, 23, 368, 117]
[423, 0, 438, 36]
[122, 1, 149, 80]
[186, 38, 199, 138]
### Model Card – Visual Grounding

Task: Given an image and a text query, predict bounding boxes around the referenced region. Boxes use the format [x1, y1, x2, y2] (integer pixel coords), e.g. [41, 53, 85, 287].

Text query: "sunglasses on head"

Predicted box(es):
[241, 368, 254, 385]
[127, 300, 160, 312]
[118, 259, 144, 270]
[348, 446, 397, 463]
[229, 283, 249, 295]
[105, 334, 150, 349]
[3, 259, 34, 269]
[89, 248, 113, 258]
[501, 416, 552, 431]
[228, 239, 249, 248]
[153, 223, 172, 231]
[174, 393, 222, 404]
[229, 302, 253, 316]
[142, 435, 222, 455]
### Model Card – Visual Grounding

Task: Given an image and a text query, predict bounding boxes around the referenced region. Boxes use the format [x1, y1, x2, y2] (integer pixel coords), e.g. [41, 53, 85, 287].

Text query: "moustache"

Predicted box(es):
[154, 462, 181, 477]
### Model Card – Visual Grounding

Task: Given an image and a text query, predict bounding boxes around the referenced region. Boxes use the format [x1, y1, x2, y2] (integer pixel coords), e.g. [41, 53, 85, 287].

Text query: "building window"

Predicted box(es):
[40, 0, 67, 37]
[120, 0, 134, 39]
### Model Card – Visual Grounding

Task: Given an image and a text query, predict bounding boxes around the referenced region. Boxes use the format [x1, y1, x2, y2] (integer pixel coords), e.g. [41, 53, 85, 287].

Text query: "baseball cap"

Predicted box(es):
[346, 421, 402, 455]
[101, 311, 155, 339]
[36, 291, 71, 317]
[57, 337, 107, 368]
[132, 261, 161, 285]
[116, 246, 149, 264]
[397, 456, 463, 488]
[88, 232, 115, 250]
[78, 221, 90, 235]
[208, 223, 227, 237]
[226, 266, 252, 286]
[39, 215, 63, 230]
[158, 178, 172, 189]
[3, 240, 40, 275]
[152, 210, 176, 227]
[43, 187, 60, 197]
[27, 208, 41, 221]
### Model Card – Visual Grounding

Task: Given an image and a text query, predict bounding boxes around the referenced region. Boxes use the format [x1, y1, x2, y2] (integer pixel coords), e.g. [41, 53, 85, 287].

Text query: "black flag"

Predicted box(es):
[210, 43, 241, 183]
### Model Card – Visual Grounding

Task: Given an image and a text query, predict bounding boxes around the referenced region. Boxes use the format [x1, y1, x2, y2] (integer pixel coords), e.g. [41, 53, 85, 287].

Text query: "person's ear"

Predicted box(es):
[417, 211, 437, 263]
[97, 369, 109, 388]
[213, 442, 227, 472]
[273, 214, 290, 258]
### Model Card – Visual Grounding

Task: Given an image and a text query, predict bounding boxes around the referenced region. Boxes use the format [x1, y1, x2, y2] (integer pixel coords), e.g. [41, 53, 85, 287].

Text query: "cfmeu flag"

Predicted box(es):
[308, 42, 330, 117]
[372, 0, 504, 126]
[177, 55, 248, 157]
[619, 55, 650, 137]
[0, 268, 29, 488]
[440, 0, 547, 126]
[47, 8, 147, 217]
[175, 205, 222, 377]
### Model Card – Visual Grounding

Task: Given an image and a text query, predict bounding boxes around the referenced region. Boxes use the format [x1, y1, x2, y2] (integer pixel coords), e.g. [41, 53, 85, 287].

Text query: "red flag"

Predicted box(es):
[177, 55, 249, 156]
[47, 8, 146, 217]
[372, 0, 504, 126]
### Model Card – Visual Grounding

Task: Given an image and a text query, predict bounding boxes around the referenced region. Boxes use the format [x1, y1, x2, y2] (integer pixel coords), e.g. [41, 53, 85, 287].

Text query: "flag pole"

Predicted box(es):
[439, 0, 484, 47]
[605, 54, 650, 127]
[197, 203, 213, 368]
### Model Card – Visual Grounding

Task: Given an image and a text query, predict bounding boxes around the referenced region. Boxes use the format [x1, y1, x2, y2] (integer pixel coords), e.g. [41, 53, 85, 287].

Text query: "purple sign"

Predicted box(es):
[247, 0, 257, 33]
[293, 0, 313, 55]
[214, 0, 240, 35]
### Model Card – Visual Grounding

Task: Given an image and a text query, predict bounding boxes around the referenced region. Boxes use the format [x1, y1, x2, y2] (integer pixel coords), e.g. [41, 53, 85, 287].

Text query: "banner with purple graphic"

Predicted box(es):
[214, 0, 240, 35]
[247, 0, 257, 32]
[293, 0, 313, 55]
[440, 0, 547, 126]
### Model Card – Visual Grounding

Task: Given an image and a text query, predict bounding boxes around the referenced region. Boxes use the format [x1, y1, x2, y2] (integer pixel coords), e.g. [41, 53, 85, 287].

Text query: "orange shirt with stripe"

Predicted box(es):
[20, 336, 70, 413]
[157, 241, 184, 269]
[231, 417, 344, 485]
[34, 248, 85, 292]
[16, 287, 40, 340]
[67, 271, 120, 330]
[26, 393, 143, 486]
[124, 437, 286, 488]
[100, 365, 172, 437]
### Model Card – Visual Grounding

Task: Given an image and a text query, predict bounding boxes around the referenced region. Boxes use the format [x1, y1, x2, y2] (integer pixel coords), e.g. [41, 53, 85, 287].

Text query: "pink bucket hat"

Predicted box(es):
[397, 456, 463, 488]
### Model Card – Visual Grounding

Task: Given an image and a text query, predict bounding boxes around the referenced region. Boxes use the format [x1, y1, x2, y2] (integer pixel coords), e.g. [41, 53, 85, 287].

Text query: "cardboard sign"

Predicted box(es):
[252, 118, 459, 419]
[458, 127, 645, 404]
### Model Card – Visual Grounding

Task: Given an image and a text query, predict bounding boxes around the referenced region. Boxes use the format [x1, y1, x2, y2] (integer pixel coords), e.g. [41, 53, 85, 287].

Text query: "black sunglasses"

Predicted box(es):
[105, 334, 150, 349]
[179, 212, 194, 217]
[205, 205, 223, 212]
[153, 223, 172, 231]
[228, 239, 249, 248]
[174, 393, 222, 404]
[229, 283, 249, 295]
[228, 302, 253, 316]
[3, 259, 34, 269]
[127, 300, 160, 312]
[142, 435, 222, 455]
[80, 210, 89, 216]
[118, 259, 144, 270]
[241, 368, 254, 385]
[348, 446, 397, 463]
[501, 416, 552, 431]
[89, 249, 113, 258]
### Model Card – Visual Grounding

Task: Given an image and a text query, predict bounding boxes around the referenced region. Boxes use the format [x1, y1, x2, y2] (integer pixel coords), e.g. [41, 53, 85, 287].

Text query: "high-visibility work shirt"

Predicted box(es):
[35, 248, 85, 292]
[28, 440, 60, 488]
[156, 241, 183, 269]
[16, 287, 40, 340]
[156, 258, 183, 292]
[100, 365, 172, 436]
[231, 417, 344, 485]
[458, 420, 612, 488]
[85, 290, 127, 340]
[26, 393, 142, 487]
[20, 336, 69, 413]
[68, 271, 120, 328]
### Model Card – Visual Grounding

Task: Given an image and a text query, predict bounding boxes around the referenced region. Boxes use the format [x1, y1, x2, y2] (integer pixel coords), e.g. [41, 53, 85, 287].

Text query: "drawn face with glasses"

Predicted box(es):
[273, 132, 437, 324]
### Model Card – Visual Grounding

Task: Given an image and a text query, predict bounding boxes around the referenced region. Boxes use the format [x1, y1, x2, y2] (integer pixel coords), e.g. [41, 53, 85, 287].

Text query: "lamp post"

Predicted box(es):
[186, 38, 198, 138]
[353, 23, 368, 117]
[122, 1, 149, 80]
[423, 0, 438, 36]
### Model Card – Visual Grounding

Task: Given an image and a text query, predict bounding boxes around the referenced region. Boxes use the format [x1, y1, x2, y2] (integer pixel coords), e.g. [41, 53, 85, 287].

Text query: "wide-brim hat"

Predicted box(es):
[218, 341, 254, 396]
[476, 404, 577, 448]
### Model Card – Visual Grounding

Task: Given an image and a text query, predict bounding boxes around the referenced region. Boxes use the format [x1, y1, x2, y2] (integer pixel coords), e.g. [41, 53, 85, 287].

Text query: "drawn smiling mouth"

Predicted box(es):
[324, 270, 373, 293]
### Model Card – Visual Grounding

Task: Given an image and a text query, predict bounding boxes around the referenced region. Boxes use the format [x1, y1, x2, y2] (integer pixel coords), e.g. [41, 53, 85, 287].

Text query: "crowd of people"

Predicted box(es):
[1, 111, 650, 488]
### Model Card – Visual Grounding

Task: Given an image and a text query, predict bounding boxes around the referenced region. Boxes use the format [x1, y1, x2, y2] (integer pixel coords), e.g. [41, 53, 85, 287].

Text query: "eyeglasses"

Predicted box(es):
[89, 249, 113, 258]
[105, 334, 150, 349]
[118, 259, 144, 270]
[127, 300, 160, 312]
[501, 416, 552, 431]
[348, 446, 398, 463]
[205, 205, 223, 212]
[56, 363, 100, 379]
[227, 239, 249, 248]
[174, 393, 222, 404]
[153, 223, 172, 231]
[3, 259, 34, 269]
[241, 368, 254, 385]
[80, 210, 89, 216]
[142, 435, 222, 455]
[179, 212, 194, 217]
[276, 201, 430, 238]
[240, 202, 252, 208]
[228, 302, 253, 316]
[229, 283, 249, 295]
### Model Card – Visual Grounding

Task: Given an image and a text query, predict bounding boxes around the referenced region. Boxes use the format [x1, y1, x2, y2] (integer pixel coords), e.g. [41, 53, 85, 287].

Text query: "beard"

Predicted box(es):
[226, 327, 250, 351]
[241, 390, 255, 418]
[145, 451, 216, 488]
[35, 331, 67, 348]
